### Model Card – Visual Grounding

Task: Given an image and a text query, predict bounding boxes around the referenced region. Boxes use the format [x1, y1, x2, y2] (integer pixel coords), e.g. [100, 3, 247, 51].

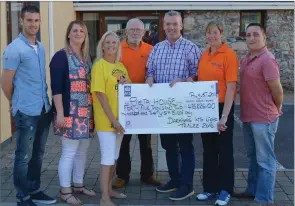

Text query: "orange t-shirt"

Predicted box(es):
[198, 43, 239, 103]
[121, 40, 153, 83]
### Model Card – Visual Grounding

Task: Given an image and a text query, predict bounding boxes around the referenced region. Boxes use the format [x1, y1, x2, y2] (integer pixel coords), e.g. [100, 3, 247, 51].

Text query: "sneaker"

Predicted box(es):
[17, 198, 37, 206]
[112, 177, 128, 189]
[196, 192, 218, 201]
[155, 180, 179, 193]
[30, 191, 56, 204]
[141, 176, 163, 186]
[169, 186, 195, 201]
[215, 190, 230, 206]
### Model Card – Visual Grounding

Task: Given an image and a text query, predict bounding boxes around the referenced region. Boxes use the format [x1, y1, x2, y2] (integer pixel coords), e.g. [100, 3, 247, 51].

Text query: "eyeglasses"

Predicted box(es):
[128, 28, 144, 33]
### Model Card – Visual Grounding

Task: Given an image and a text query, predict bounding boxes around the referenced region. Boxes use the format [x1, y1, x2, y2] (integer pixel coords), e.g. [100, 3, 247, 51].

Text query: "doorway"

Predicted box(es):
[78, 11, 166, 60]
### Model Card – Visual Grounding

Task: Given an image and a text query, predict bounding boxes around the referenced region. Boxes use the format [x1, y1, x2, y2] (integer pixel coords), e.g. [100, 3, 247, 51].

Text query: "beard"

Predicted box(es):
[128, 38, 141, 44]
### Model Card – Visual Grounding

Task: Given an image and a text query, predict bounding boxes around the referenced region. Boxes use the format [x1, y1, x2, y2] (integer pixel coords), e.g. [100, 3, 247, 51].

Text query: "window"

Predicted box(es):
[105, 16, 129, 41]
[240, 11, 265, 36]
[6, 1, 40, 44]
[83, 13, 99, 60]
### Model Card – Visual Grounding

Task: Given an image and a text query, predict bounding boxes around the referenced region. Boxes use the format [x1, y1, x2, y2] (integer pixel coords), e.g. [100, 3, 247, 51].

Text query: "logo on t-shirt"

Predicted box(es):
[112, 68, 125, 81]
[112, 68, 126, 91]
[210, 62, 222, 68]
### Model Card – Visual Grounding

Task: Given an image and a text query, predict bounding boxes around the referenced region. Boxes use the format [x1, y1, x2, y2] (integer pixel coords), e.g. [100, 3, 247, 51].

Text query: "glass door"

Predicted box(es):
[79, 11, 166, 45]
[105, 16, 129, 41]
[136, 16, 159, 46]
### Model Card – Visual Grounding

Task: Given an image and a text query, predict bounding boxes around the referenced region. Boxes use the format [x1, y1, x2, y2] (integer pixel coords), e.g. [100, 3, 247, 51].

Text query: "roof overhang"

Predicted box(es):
[74, 1, 294, 11]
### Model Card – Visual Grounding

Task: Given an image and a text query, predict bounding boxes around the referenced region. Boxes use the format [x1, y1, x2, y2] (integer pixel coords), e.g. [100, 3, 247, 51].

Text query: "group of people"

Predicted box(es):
[1, 5, 283, 206]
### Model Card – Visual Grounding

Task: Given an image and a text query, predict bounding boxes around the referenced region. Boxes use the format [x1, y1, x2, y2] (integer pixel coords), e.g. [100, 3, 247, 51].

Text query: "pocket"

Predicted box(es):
[14, 110, 29, 128]
[14, 110, 26, 119]
[14, 110, 39, 129]
[269, 118, 279, 134]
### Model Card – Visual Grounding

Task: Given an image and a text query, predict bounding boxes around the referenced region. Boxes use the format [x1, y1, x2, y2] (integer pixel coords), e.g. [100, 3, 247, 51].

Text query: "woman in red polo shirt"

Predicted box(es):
[195, 21, 239, 206]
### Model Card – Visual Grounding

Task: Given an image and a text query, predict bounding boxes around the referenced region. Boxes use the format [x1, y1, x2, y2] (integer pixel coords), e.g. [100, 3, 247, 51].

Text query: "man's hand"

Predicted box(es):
[169, 78, 185, 87]
[146, 76, 154, 87]
[277, 105, 283, 115]
[186, 77, 194, 83]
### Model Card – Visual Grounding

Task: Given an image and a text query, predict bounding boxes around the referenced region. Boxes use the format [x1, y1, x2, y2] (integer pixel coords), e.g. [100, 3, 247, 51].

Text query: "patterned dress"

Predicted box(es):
[53, 48, 94, 139]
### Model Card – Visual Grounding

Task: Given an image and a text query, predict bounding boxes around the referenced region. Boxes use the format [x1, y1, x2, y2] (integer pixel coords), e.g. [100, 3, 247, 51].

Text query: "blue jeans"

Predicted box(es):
[13, 108, 52, 200]
[243, 118, 279, 204]
[160, 133, 195, 189]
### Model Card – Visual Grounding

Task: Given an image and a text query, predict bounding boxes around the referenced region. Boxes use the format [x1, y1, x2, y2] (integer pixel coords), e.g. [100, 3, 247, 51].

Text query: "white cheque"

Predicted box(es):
[118, 81, 219, 134]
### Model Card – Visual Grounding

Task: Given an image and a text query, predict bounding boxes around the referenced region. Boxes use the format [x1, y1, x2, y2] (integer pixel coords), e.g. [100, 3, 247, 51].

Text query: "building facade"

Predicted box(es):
[0, 1, 294, 143]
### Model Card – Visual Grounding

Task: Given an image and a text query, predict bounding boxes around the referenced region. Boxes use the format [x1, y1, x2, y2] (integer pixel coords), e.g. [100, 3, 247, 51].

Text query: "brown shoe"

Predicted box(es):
[141, 176, 163, 186]
[112, 177, 127, 189]
[232, 191, 255, 199]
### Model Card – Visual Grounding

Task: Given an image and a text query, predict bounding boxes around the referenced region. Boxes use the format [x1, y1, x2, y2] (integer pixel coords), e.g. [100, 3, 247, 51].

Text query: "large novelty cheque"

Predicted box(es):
[118, 81, 219, 134]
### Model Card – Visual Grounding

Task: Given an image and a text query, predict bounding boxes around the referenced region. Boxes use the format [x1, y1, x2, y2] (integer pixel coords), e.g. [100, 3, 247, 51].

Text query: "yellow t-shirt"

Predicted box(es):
[91, 58, 130, 132]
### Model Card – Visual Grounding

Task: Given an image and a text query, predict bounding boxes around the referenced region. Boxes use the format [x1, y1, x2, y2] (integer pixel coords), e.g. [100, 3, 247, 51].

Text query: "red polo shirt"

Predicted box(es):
[240, 47, 280, 123]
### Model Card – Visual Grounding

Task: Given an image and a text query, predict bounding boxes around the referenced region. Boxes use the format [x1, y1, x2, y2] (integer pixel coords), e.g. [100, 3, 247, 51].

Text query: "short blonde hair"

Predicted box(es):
[65, 20, 90, 63]
[205, 21, 224, 34]
[96, 31, 121, 63]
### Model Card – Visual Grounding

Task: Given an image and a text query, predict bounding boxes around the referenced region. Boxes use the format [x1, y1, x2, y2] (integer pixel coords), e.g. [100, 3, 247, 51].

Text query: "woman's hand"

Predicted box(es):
[119, 77, 128, 84]
[111, 120, 125, 134]
[56, 113, 65, 128]
[217, 116, 228, 133]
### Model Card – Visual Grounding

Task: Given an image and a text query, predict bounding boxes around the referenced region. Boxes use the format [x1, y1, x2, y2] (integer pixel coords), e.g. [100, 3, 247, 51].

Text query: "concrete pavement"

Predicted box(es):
[1, 133, 294, 205]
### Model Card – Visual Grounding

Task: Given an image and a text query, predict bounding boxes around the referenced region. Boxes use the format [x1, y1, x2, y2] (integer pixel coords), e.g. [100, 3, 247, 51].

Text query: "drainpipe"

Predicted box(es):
[49, 1, 54, 59]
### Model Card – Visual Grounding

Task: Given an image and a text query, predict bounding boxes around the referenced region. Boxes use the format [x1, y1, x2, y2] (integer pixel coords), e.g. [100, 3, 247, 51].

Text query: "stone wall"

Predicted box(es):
[183, 10, 294, 91]
[266, 10, 294, 91]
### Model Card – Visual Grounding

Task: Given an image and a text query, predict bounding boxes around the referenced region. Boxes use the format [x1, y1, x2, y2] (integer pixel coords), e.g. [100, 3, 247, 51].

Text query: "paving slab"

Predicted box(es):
[1, 120, 294, 205]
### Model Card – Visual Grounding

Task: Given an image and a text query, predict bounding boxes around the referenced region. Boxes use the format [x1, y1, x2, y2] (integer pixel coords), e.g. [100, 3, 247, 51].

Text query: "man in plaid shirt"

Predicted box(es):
[146, 10, 202, 201]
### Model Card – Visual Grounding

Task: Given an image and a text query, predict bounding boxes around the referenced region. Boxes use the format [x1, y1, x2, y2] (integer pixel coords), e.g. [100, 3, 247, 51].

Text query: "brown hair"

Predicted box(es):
[21, 5, 40, 19]
[205, 21, 224, 34]
[246, 23, 266, 35]
[65, 20, 90, 63]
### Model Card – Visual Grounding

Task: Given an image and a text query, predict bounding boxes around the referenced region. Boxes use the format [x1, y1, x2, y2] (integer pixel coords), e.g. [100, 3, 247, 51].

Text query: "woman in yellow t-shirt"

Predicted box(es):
[91, 31, 130, 206]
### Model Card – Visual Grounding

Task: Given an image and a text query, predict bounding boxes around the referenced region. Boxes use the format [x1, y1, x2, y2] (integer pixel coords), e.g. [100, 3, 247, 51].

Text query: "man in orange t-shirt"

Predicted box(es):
[112, 18, 162, 189]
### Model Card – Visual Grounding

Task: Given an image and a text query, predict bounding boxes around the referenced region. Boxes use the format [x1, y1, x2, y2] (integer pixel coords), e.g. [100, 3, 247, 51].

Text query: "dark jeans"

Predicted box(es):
[201, 103, 235, 194]
[116, 134, 154, 181]
[160, 133, 195, 189]
[13, 108, 52, 200]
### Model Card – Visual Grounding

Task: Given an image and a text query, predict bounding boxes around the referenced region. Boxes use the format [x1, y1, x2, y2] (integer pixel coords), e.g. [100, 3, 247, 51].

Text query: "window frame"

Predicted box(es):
[6, 1, 41, 43]
[240, 10, 265, 37]
[6, 2, 12, 44]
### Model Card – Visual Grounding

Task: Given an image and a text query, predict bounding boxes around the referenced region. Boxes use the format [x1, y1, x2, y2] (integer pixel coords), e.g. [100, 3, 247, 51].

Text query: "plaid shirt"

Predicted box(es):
[146, 36, 202, 83]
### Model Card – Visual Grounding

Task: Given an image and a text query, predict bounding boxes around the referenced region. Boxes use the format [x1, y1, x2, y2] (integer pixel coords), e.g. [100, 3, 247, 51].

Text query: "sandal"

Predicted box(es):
[100, 199, 117, 206]
[60, 190, 83, 205]
[73, 185, 96, 197]
[110, 191, 127, 199]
